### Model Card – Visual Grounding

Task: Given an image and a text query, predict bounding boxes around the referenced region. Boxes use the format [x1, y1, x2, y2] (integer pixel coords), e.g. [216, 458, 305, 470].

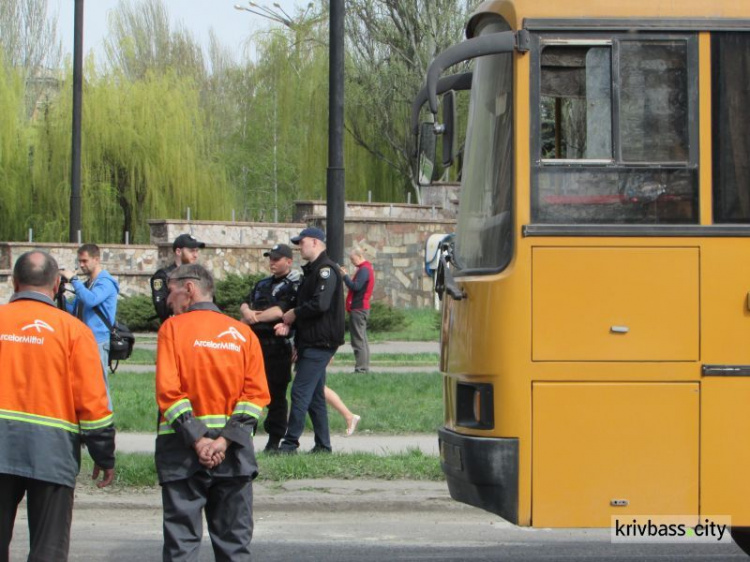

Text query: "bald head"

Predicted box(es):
[13, 251, 60, 296]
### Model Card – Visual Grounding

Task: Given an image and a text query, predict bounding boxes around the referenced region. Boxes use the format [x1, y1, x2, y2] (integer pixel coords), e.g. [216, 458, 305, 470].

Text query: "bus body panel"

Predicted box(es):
[702, 378, 750, 526]
[532, 246, 700, 361]
[532, 382, 699, 528]
[432, 0, 750, 529]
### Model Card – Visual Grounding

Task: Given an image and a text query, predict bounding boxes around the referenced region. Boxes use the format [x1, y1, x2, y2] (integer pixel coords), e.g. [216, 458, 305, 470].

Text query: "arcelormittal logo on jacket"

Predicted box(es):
[0, 319, 53, 346]
[193, 326, 246, 353]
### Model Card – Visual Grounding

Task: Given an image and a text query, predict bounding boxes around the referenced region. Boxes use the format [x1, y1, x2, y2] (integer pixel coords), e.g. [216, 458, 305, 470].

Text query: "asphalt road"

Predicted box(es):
[9, 505, 747, 561]
[9, 480, 748, 562]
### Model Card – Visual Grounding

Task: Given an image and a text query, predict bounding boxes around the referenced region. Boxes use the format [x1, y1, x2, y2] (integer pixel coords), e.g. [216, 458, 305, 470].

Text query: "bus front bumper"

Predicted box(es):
[438, 427, 519, 524]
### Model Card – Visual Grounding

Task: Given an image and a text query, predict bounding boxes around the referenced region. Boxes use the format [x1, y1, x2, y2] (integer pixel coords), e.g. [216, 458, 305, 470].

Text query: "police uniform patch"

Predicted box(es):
[319, 267, 331, 279]
[153, 279, 163, 291]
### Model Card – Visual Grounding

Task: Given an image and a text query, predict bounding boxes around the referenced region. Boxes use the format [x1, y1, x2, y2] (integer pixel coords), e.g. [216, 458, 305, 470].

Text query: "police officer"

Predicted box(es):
[276, 227, 345, 454]
[150, 233, 205, 323]
[239, 243, 300, 452]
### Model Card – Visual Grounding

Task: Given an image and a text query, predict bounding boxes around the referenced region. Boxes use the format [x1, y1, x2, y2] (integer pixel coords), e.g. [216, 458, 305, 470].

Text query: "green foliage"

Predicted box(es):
[214, 273, 265, 319]
[366, 301, 407, 333]
[0, 0, 476, 243]
[0, 51, 33, 241]
[346, 0, 473, 200]
[32, 68, 235, 243]
[117, 295, 160, 332]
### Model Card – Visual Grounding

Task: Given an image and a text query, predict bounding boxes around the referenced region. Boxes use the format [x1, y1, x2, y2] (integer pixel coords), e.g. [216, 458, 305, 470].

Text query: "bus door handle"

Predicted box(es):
[610, 325, 629, 334]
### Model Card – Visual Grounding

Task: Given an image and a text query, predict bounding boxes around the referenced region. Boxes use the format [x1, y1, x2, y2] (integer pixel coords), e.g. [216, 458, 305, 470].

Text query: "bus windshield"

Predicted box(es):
[454, 26, 513, 273]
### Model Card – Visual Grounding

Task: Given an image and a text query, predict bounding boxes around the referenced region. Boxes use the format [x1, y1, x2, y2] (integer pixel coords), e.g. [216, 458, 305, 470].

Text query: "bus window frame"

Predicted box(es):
[530, 31, 701, 227]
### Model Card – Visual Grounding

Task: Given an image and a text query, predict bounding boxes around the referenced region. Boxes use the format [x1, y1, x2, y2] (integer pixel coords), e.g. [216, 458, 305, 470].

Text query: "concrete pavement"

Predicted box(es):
[116, 432, 439, 456]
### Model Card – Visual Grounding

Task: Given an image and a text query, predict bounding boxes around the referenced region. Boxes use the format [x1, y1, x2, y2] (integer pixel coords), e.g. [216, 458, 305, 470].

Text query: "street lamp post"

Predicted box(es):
[326, 0, 345, 264]
[234, 1, 345, 262]
[70, 0, 84, 243]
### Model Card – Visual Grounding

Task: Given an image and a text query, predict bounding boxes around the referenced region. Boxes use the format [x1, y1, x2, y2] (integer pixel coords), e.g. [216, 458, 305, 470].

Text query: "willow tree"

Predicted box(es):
[0, 0, 61, 119]
[345, 0, 472, 202]
[103, 0, 206, 82]
[226, 4, 404, 219]
[33, 69, 234, 243]
[0, 51, 36, 240]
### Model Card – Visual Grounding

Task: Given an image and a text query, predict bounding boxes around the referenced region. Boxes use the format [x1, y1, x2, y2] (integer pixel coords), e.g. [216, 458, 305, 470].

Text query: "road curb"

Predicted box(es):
[72, 479, 465, 514]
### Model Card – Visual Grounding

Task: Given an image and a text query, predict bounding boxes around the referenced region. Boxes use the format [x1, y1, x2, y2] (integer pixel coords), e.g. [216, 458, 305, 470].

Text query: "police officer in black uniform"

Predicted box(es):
[150, 234, 205, 323]
[276, 227, 345, 454]
[240, 243, 300, 451]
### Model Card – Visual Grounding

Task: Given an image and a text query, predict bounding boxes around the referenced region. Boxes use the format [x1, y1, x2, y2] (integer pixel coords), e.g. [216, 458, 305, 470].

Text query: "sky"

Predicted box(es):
[49, 0, 309, 60]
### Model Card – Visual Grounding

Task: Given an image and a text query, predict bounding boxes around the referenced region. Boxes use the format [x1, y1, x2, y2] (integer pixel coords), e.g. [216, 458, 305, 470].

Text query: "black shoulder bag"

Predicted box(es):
[93, 306, 135, 373]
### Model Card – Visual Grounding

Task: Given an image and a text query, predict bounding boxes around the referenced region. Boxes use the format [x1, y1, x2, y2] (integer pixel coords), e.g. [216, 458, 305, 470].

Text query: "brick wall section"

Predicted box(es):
[0, 203, 455, 307]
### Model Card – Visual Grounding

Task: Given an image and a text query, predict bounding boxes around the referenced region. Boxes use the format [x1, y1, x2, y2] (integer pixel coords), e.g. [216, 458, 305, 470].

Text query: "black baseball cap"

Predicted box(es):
[263, 243, 293, 259]
[291, 227, 326, 245]
[173, 233, 205, 251]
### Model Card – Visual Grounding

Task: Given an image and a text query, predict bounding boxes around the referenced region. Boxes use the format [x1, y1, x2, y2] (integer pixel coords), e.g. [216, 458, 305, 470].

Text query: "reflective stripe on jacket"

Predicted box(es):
[155, 302, 270, 483]
[0, 292, 115, 487]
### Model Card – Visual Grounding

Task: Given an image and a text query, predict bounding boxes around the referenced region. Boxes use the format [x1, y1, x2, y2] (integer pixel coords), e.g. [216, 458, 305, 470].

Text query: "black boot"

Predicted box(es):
[264, 437, 281, 452]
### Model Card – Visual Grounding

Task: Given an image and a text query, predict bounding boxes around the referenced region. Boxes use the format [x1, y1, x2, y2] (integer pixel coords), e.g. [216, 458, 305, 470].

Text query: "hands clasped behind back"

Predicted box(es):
[193, 436, 229, 469]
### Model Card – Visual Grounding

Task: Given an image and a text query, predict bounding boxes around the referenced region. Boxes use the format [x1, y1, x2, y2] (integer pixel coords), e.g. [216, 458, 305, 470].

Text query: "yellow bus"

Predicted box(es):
[415, 0, 750, 534]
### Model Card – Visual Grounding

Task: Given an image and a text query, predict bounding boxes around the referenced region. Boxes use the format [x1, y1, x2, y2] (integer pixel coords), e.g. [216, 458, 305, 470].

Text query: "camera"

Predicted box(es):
[59, 269, 70, 283]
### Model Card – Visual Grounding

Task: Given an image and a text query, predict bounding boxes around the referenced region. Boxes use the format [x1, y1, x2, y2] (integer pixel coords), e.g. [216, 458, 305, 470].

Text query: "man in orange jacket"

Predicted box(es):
[155, 263, 270, 562]
[0, 251, 115, 562]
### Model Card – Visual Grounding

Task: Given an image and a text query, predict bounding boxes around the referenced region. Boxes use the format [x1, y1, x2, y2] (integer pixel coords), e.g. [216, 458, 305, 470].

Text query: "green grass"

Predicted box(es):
[124, 347, 157, 365]
[120, 349, 439, 367]
[333, 352, 438, 365]
[366, 308, 440, 342]
[109, 371, 442, 434]
[110, 373, 158, 432]
[256, 448, 442, 481]
[78, 449, 443, 488]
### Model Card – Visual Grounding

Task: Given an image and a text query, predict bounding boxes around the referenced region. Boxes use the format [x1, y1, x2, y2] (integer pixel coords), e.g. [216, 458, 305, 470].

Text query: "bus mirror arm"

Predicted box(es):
[425, 31, 517, 115]
[435, 247, 466, 301]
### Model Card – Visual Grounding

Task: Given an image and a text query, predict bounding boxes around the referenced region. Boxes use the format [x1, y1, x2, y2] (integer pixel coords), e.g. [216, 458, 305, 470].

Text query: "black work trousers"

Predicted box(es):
[0, 473, 74, 562]
[259, 341, 292, 443]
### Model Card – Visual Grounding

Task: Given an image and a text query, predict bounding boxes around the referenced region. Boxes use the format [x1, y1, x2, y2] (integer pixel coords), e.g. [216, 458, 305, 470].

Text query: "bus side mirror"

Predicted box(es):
[416, 121, 437, 186]
[442, 90, 457, 168]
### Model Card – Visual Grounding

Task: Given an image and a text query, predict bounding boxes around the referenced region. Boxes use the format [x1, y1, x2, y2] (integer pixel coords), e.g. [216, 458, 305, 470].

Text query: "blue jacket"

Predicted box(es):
[66, 270, 120, 344]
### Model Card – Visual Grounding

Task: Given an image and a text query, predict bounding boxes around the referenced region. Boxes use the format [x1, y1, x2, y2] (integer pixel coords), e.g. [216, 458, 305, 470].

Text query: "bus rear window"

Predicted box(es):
[533, 36, 698, 225]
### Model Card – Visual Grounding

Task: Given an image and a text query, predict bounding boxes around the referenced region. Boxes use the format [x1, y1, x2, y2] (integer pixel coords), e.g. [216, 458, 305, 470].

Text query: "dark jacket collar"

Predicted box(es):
[9, 291, 56, 307]
[303, 250, 329, 273]
[186, 300, 222, 314]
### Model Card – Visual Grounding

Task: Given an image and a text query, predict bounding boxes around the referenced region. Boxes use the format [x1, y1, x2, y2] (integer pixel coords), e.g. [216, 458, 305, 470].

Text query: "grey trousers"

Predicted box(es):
[349, 309, 370, 372]
[161, 471, 253, 562]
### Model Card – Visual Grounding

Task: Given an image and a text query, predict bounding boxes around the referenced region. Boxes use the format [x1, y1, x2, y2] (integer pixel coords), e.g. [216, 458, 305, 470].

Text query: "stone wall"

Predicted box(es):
[149, 219, 304, 246]
[0, 202, 455, 307]
[0, 242, 158, 302]
[294, 200, 455, 221]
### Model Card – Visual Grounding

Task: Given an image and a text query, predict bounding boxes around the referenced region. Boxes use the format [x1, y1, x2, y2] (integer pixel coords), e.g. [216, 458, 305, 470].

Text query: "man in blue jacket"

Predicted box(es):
[62, 244, 119, 404]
